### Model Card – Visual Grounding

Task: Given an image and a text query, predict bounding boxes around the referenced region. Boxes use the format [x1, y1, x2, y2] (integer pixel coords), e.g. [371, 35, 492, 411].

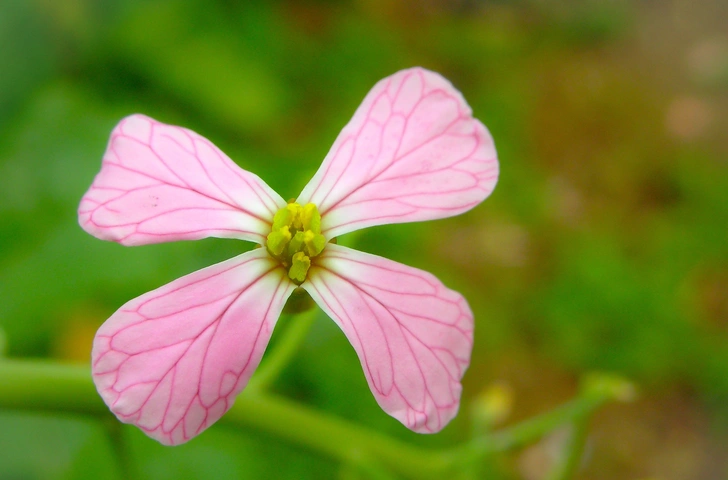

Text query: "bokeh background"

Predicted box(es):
[1, 0, 727, 478]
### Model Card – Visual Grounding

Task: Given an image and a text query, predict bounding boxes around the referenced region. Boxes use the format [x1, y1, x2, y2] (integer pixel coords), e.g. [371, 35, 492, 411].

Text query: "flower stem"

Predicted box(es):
[545, 418, 590, 480]
[0, 359, 450, 479]
[446, 393, 606, 464]
[0, 360, 629, 480]
[226, 389, 452, 479]
[340, 453, 400, 480]
[247, 308, 318, 393]
[0, 359, 107, 414]
[105, 417, 141, 480]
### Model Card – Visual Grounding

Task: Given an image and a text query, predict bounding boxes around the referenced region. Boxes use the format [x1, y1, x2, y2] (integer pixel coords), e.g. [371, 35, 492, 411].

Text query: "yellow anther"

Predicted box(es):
[301, 203, 321, 232]
[288, 231, 305, 256]
[288, 252, 311, 284]
[266, 227, 291, 256]
[266, 202, 327, 284]
[303, 230, 326, 257]
[286, 202, 303, 230]
[272, 206, 293, 230]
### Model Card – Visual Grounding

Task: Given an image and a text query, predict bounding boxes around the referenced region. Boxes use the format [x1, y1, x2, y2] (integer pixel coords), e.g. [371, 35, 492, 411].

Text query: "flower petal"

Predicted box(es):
[303, 244, 473, 433]
[297, 67, 498, 239]
[79, 114, 286, 246]
[91, 248, 295, 445]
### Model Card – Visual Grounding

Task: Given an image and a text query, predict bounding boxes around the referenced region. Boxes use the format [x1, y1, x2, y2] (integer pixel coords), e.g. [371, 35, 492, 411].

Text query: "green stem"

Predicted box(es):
[340, 453, 401, 480]
[546, 417, 591, 480]
[449, 394, 606, 464]
[0, 360, 623, 480]
[0, 359, 107, 414]
[247, 308, 317, 393]
[224, 393, 451, 478]
[0, 359, 450, 479]
[105, 418, 141, 480]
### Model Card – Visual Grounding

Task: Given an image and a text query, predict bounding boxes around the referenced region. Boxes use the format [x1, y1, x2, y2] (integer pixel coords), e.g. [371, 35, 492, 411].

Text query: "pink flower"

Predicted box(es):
[79, 68, 498, 445]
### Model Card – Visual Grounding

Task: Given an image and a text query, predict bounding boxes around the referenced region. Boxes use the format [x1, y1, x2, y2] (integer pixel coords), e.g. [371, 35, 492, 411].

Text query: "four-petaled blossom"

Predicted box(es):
[79, 67, 498, 445]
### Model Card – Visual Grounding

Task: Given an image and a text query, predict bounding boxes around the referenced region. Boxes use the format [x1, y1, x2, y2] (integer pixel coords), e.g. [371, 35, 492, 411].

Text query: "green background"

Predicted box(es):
[1, 0, 727, 478]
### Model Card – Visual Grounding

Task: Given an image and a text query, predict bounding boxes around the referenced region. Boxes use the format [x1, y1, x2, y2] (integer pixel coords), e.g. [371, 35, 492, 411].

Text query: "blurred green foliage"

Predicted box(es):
[1, 0, 727, 478]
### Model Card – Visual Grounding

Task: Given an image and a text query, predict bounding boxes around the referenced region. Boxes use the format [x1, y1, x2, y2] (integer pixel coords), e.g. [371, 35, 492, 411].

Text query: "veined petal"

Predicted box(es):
[297, 68, 498, 239]
[92, 248, 295, 445]
[303, 244, 473, 433]
[79, 114, 286, 246]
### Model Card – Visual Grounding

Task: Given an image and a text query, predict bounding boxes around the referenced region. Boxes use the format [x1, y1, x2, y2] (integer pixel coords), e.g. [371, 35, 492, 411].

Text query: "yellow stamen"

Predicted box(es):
[289, 252, 311, 283]
[266, 202, 326, 285]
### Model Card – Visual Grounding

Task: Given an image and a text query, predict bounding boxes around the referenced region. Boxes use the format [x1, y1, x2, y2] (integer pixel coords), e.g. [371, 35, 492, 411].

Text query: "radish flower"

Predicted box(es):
[79, 68, 498, 445]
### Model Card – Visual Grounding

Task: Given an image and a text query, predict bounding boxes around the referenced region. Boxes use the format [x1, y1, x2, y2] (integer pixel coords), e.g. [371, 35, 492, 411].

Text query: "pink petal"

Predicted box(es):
[92, 248, 295, 445]
[297, 67, 498, 239]
[79, 114, 286, 246]
[303, 244, 473, 433]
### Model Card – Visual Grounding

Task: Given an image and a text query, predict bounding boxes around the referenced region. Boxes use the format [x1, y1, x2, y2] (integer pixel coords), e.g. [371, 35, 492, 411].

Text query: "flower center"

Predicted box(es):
[266, 202, 326, 285]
